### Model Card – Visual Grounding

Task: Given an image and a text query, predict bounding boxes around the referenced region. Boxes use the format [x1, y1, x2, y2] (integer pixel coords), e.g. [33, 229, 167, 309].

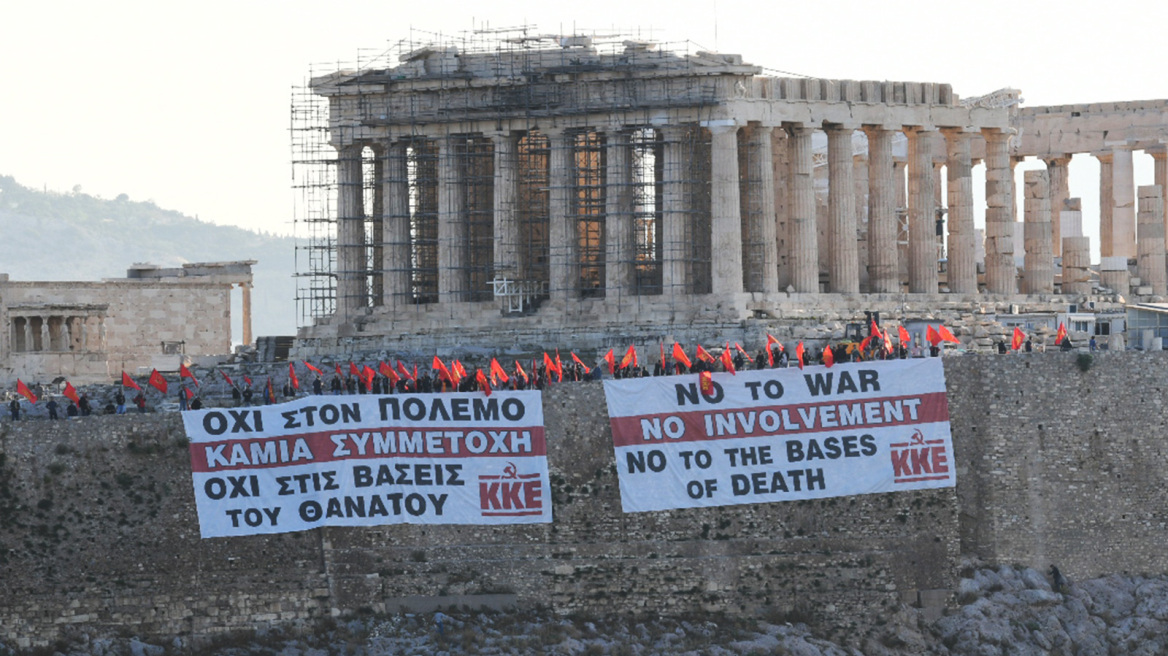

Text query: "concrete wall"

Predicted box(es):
[0, 353, 1165, 647]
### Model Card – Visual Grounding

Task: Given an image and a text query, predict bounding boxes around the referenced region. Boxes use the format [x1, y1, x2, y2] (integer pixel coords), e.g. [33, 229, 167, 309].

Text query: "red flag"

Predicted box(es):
[926, 325, 942, 347]
[16, 380, 36, 404]
[938, 325, 960, 344]
[660, 343, 666, 367]
[304, 361, 323, 376]
[734, 342, 754, 363]
[266, 377, 276, 404]
[490, 358, 510, 383]
[795, 342, 805, 370]
[378, 361, 394, 379]
[898, 325, 911, 345]
[570, 352, 590, 374]
[63, 382, 80, 404]
[243, 376, 252, 387]
[672, 343, 692, 370]
[349, 361, 361, 378]
[823, 345, 835, 368]
[699, 371, 715, 397]
[882, 328, 894, 354]
[554, 350, 564, 382]
[475, 369, 492, 396]
[180, 364, 200, 387]
[433, 356, 454, 385]
[183, 386, 195, 400]
[720, 344, 737, 375]
[148, 369, 168, 394]
[543, 352, 557, 380]
[335, 363, 344, 377]
[619, 345, 637, 370]
[603, 349, 615, 375]
[221, 370, 235, 388]
[288, 362, 300, 390]
[452, 360, 467, 384]
[396, 361, 414, 382]
[859, 335, 873, 354]
[361, 365, 376, 386]
[1055, 323, 1067, 345]
[766, 334, 783, 367]
[870, 318, 880, 336]
[122, 371, 142, 391]
[1012, 326, 1026, 350]
[695, 344, 715, 364]
[515, 360, 529, 383]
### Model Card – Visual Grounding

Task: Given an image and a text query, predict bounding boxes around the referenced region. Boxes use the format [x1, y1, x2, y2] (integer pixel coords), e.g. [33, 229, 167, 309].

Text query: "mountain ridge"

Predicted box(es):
[0, 175, 298, 338]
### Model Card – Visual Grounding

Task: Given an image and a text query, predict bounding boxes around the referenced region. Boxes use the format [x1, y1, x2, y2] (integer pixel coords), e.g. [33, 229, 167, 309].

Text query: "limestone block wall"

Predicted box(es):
[947, 351, 1168, 577]
[2, 354, 1168, 647]
[4, 280, 232, 376]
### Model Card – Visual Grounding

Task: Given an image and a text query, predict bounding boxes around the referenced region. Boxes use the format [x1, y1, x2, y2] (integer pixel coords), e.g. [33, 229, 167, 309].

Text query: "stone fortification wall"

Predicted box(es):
[0, 353, 1165, 647]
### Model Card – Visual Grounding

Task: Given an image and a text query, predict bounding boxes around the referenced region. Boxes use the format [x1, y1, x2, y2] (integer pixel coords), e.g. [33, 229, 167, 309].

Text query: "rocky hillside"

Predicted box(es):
[7, 565, 1165, 655]
[0, 175, 298, 337]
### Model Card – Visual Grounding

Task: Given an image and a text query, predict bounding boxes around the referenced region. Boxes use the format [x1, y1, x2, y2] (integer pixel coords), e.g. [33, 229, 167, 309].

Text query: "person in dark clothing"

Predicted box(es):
[1025, 338, 1033, 353]
[115, 391, 126, 414]
[312, 376, 324, 395]
[46, 397, 59, 420]
[997, 340, 1008, 354]
[241, 385, 254, 406]
[331, 376, 343, 395]
[283, 381, 295, 398]
[9, 398, 20, 421]
[78, 394, 91, 417]
[190, 397, 203, 410]
[104, 402, 116, 415]
[133, 392, 146, 414]
[1060, 337, 1074, 351]
[232, 386, 242, 406]
[66, 403, 79, 418]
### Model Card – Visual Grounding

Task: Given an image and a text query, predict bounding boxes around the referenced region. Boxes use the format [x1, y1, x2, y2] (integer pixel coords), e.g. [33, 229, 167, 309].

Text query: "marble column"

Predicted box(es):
[1044, 156, 1071, 257]
[382, 141, 411, 308]
[1096, 152, 1114, 257]
[240, 283, 253, 347]
[771, 128, 791, 290]
[827, 124, 859, 293]
[492, 132, 519, 282]
[944, 129, 976, 294]
[708, 123, 744, 296]
[335, 143, 366, 317]
[787, 124, 819, 292]
[661, 126, 690, 296]
[894, 159, 909, 284]
[1112, 146, 1136, 259]
[906, 128, 938, 293]
[1062, 236, 1092, 295]
[1022, 170, 1053, 294]
[744, 124, 779, 293]
[1152, 149, 1168, 241]
[865, 127, 898, 293]
[1137, 185, 1168, 295]
[438, 136, 467, 303]
[547, 129, 576, 302]
[605, 129, 635, 296]
[983, 130, 1016, 294]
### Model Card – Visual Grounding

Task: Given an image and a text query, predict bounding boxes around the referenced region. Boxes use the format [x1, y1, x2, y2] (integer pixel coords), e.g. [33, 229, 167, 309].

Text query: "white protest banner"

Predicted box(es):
[603, 358, 954, 513]
[183, 391, 550, 538]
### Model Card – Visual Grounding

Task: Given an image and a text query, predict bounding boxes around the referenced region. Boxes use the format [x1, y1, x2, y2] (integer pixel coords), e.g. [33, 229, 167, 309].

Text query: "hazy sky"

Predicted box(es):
[4, 0, 1168, 251]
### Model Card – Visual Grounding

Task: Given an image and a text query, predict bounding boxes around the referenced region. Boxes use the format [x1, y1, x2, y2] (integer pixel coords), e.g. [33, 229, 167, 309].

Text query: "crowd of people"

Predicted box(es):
[2, 321, 1072, 420]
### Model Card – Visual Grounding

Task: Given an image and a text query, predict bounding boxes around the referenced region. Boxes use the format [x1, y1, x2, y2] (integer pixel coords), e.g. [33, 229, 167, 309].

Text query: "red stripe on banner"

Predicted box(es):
[609, 392, 949, 448]
[894, 475, 951, 483]
[190, 427, 547, 473]
[889, 439, 946, 448]
[481, 510, 543, 517]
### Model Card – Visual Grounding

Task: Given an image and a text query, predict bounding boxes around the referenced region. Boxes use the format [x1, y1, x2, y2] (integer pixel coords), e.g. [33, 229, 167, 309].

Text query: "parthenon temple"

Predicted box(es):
[292, 28, 1168, 350]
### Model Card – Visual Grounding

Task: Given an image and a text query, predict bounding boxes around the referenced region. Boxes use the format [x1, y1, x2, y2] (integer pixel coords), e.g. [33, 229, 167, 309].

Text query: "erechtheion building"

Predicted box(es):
[0, 261, 254, 384]
[291, 29, 1168, 352]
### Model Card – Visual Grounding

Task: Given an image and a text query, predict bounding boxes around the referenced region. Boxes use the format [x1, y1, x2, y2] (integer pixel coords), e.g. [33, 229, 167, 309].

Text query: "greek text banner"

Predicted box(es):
[183, 392, 551, 537]
[603, 359, 954, 513]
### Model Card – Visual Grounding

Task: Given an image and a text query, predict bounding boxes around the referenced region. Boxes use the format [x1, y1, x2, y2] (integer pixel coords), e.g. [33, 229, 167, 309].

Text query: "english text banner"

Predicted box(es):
[603, 359, 954, 513]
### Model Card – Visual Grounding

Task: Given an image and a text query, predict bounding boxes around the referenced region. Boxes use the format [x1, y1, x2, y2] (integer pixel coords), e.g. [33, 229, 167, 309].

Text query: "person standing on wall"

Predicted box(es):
[9, 398, 19, 421]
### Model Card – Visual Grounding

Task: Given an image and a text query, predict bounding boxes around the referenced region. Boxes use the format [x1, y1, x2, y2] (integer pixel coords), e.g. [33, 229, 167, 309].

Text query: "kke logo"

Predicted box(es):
[479, 462, 544, 517]
[889, 429, 951, 484]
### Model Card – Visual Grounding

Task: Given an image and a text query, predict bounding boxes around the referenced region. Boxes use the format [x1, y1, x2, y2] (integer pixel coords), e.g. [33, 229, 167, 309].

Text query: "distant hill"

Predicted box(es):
[0, 175, 298, 338]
